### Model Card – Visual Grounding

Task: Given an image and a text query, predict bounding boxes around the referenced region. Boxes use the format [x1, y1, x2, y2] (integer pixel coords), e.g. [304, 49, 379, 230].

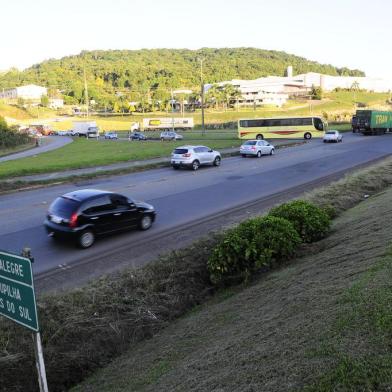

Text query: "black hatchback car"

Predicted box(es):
[44, 189, 156, 248]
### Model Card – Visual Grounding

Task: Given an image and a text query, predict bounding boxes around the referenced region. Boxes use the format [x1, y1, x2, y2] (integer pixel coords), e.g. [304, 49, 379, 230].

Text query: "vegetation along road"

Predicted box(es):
[0, 132, 390, 292]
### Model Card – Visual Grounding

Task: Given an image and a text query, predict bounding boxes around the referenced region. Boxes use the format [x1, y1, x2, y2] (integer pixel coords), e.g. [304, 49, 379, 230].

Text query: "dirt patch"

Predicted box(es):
[73, 188, 392, 391]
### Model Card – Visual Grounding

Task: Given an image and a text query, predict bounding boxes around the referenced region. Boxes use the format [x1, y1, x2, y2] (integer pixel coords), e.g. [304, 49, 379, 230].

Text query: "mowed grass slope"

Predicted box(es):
[0, 136, 240, 179]
[73, 187, 392, 391]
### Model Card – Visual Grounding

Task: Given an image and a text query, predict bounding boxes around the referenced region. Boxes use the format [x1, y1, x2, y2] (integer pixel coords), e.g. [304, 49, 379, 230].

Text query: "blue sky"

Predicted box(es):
[2, 0, 391, 78]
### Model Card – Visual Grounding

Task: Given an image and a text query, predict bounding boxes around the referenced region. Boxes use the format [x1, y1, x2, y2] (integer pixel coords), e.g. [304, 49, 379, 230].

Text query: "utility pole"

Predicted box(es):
[199, 58, 205, 136]
[83, 67, 89, 118]
[171, 89, 175, 132]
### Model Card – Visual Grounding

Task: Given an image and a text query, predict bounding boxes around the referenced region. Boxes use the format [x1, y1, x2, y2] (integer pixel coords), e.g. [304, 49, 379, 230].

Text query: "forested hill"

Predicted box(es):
[0, 48, 364, 105]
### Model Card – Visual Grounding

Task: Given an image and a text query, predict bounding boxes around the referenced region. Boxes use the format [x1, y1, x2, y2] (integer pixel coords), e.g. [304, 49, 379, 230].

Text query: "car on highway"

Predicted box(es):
[171, 145, 221, 170]
[160, 131, 183, 141]
[104, 132, 118, 140]
[323, 130, 343, 143]
[44, 189, 156, 248]
[129, 131, 147, 141]
[240, 140, 275, 157]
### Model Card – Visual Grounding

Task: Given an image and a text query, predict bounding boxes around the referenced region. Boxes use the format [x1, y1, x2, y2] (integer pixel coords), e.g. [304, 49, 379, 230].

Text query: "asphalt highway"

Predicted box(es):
[0, 132, 391, 284]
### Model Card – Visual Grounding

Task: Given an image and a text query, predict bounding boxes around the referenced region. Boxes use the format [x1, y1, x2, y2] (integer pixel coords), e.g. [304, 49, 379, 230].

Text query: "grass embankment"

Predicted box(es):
[0, 135, 239, 179]
[0, 141, 36, 157]
[0, 102, 32, 121]
[2, 157, 392, 391]
[71, 158, 392, 392]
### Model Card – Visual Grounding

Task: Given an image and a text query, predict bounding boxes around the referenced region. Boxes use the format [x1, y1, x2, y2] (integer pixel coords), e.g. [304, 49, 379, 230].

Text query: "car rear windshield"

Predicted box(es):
[174, 148, 188, 154]
[244, 141, 257, 145]
[49, 197, 79, 217]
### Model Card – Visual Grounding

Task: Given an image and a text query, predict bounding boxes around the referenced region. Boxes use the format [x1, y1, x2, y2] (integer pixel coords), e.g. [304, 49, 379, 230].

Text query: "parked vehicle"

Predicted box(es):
[143, 117, 194, 131]
[72, 121, 100, 138]
[44, 189, 156, 248]
[323, 130, 343, 143]
[353, 110, 392, 135]
[240, 140, 275, 157]
[160, 131, 183, 141]
[29, 124, 54, 136]
[129, 131, 147, 141]
[56, 130, 72, 136]
[104, 132, 118, 140]
[171, 145, 221, 170]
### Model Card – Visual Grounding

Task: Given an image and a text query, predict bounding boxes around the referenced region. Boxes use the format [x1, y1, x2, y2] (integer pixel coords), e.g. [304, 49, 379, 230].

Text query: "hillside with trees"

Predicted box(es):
[0, 48, 364, 110]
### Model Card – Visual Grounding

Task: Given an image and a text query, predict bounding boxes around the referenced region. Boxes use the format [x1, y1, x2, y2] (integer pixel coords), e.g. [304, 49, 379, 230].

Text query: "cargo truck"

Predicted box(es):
[353, 110, 392, 135]
[142, 117, 194, 131]
[72, 121, 100, 138]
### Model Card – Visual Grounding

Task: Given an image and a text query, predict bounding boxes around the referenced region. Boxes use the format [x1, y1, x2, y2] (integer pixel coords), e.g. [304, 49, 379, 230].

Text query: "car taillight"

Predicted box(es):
[251, 146, 256, 150]
[182, 153, 191, 157]
[69, 212, 78, 228]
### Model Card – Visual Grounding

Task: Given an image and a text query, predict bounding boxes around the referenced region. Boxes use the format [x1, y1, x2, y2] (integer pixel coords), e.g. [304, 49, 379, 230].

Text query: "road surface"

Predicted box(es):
[0, 133, 390, 291]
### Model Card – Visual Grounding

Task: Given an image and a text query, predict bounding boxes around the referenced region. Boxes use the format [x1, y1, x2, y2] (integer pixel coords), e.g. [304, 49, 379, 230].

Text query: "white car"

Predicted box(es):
[171, 145, 221, 170]
[57, 130, 72, 136]
[160, 131, 183, 141]
[240, 140, 275, 157]
[323, 130, 343, 143]
[104, 132, 118, 140]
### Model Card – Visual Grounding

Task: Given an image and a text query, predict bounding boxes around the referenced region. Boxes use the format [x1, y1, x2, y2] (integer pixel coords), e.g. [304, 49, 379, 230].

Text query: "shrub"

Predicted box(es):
[269, 200, 331, 243]
[207, 216, 301, 284]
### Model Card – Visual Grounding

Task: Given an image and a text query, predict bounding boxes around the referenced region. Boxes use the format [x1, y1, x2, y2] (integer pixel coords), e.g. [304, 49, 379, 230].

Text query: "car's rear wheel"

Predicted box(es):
[192, 160, 200, 171]
[78, 230, 95, 249]
[213, 156, 221, 166]
[241, 154, 247, 158]
[172, 164, 180, 170]
[140, 215, 153, 230]
[257, 151, 262, 158]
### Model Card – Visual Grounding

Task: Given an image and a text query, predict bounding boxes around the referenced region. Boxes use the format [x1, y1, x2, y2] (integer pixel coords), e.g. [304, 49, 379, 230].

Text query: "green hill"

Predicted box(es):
[0, 48, 364, 107]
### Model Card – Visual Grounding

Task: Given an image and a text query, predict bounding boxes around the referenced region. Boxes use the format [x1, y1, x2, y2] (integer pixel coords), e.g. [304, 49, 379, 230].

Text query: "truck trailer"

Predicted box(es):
[72, 121, 100, 138]
[142, 117, 194, 131]
[353, 110, 392, 135]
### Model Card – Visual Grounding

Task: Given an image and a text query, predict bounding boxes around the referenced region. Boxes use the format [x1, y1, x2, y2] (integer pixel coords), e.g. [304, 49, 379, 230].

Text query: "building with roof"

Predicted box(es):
[0, 84, 47, 101]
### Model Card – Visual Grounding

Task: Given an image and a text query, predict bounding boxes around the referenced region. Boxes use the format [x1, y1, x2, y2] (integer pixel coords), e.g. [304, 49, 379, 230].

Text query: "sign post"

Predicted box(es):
[0, 249, 48, 392]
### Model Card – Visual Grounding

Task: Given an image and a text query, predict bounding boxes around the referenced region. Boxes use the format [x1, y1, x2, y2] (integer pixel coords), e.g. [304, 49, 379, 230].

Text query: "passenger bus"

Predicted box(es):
[238, 116, 327, 140]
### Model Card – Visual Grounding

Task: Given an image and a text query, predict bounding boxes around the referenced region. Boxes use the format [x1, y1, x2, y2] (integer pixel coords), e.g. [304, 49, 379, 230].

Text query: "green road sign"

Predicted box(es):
[0, 250, 39, 331]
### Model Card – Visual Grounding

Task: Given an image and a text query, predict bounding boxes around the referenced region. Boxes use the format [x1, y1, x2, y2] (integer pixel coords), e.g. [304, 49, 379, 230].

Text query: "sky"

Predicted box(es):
[1, 0, 392, 78]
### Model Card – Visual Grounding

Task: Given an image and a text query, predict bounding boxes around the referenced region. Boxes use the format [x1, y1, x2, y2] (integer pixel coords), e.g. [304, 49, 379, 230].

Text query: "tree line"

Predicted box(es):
[0, 48, 364, 111]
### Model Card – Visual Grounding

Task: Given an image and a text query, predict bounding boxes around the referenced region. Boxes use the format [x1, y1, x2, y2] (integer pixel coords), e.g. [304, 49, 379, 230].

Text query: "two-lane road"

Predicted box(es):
[0, 133, 391, 286]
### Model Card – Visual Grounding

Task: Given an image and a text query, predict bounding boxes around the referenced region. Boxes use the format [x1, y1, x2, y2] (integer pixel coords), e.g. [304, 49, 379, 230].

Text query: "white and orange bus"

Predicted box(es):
[238, 116, 327, 140]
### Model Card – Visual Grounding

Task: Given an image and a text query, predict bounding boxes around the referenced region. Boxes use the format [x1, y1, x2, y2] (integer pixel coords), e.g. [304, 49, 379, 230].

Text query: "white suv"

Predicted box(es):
[171, 145, 221, 170]
[160, 131, 183, 141]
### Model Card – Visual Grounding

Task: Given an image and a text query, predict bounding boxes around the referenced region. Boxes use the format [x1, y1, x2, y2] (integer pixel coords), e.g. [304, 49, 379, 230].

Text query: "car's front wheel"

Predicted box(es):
[78, 230, 95, 249]
[270, 148, 275, 155]
[139, 215, 153, 230]
[213, 156, 221, 166]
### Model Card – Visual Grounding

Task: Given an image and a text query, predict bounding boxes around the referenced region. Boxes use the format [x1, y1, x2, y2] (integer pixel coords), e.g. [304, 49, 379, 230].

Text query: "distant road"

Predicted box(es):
[0, 136, 73, 163]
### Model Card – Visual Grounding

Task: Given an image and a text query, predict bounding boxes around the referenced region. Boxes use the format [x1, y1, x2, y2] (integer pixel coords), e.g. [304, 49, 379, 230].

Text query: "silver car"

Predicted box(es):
[171, 145, 221, 170]
[160, 131, 183, 141]
[323, 130, 343, 143]
[240, 140, 275, 157]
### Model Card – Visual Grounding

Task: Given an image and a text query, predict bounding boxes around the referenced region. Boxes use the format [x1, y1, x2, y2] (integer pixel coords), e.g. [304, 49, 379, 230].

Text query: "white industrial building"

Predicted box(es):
[214, 67, 392, 107]
[0, 84, 47, 100]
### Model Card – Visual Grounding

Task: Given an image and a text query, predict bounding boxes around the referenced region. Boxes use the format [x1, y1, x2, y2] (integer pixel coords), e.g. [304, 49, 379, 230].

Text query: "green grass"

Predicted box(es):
[0, 136, 240, 179]
[0, 141, 35, 157]
[0, 102, 33, 120]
